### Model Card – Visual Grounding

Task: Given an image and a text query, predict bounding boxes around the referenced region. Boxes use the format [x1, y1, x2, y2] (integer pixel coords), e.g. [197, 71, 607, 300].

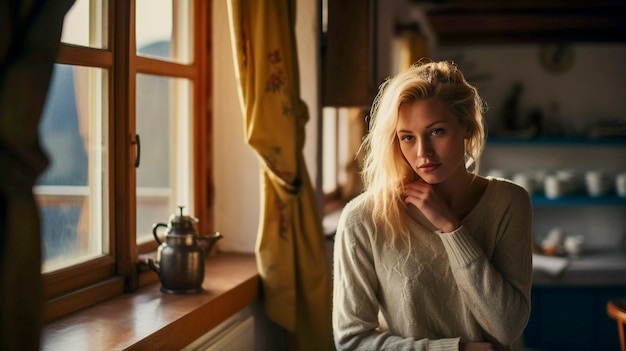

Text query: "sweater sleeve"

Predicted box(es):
[333, 200, 461, 351]
[436, 184, 533, 347]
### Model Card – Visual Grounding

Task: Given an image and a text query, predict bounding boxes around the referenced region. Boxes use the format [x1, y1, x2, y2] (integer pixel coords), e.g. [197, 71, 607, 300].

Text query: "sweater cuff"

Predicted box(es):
[436, 225, 482, 268]
[417, 337, 460, 351]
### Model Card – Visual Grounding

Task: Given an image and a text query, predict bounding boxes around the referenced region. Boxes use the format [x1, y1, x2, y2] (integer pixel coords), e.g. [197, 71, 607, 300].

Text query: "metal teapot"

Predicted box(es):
[148, 206, 223, 294]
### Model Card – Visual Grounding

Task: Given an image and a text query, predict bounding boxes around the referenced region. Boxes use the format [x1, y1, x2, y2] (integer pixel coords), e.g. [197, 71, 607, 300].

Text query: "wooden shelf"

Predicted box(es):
[418, 1, 626, 44]
[532, 194, 626, 206]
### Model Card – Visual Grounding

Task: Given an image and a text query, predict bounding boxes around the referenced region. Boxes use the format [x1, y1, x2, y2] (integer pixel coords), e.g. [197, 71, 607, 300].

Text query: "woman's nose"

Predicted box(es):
[417, 138, 433, 157]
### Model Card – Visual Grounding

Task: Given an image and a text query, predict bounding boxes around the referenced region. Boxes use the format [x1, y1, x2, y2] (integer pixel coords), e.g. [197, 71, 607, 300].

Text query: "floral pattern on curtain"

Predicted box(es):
[226, 0, 332, 350]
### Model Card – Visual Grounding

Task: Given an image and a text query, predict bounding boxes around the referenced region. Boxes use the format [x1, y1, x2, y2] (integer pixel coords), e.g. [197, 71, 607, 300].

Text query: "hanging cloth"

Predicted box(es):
[0, 0, 76, 350]
[226, 0, 332, 350]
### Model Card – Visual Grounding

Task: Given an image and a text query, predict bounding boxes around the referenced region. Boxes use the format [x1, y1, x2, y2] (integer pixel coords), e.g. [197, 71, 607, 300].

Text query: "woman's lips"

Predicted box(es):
[418, 163, 440, 173]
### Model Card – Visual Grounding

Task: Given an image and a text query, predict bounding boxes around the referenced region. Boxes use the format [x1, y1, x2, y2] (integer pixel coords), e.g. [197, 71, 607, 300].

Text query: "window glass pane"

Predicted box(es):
[61, 0, 107, 49]
[337, 108, 350, 187]
[136, 74, 193, 244]
[37, 64, 109, 273]
[322, 107, 338, 194]
[136, 0, 193, 64]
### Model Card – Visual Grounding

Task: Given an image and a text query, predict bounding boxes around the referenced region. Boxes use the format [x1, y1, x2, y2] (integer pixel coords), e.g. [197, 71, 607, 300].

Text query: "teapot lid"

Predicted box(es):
[168, 206, 198, 234]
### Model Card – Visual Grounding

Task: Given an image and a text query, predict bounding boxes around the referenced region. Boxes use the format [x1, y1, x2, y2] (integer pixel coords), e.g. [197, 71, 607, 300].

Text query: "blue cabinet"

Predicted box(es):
[523, 286, 626, 351]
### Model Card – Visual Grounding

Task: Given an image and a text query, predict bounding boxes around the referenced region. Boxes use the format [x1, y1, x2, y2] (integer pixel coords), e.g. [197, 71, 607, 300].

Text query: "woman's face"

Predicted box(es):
[396, 98, 468, 185]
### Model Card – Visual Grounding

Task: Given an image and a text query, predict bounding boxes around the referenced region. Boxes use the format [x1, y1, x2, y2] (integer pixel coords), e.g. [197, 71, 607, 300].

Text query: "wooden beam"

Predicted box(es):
[425, 5, 626, 44]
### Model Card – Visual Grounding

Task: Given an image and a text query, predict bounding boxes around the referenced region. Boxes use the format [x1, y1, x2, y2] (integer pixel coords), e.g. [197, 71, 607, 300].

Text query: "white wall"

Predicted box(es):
[434, 44, 626, 135]
[212, 0, 319, 253]
[429, 44, 626, 174]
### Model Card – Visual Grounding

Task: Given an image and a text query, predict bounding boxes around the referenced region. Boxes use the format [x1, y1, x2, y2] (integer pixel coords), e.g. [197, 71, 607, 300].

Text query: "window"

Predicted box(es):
[321, 106, 367, 214]
[321, 107, 344, 197]
[40, 0, 210, 322]
[38, 64, 109, 274]
[134, 0, 195, 246]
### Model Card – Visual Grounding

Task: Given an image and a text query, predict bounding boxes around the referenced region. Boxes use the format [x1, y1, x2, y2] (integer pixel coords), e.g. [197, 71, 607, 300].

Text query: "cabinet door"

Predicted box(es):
[524, 286, 626, 351]
[323, 0, 376, 107]
[539, 289, 595, 350]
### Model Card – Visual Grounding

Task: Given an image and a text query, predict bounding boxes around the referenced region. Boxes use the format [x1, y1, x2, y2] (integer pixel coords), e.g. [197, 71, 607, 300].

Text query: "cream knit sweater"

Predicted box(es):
[332, 178, 533, 351]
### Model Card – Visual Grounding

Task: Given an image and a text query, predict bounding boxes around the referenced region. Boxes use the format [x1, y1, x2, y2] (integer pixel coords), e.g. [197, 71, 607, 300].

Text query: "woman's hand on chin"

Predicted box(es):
[403, 180, 460, 232]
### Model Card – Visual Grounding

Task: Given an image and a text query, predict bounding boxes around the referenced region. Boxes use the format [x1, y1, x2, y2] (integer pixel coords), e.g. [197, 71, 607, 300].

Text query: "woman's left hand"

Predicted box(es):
[403, 180, 460, 233]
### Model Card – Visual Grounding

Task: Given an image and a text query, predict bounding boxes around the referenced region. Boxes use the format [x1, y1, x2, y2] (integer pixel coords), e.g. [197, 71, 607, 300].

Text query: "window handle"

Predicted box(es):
[133, 134, 141, 168]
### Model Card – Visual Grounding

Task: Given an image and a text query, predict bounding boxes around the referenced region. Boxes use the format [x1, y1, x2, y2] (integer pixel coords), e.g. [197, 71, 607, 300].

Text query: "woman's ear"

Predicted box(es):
[464, 124, 473, 139]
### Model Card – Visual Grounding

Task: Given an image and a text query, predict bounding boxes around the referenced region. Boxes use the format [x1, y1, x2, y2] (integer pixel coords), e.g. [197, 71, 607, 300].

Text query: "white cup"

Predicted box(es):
[616, 172, 626, 197]
[544, 175, 564, 199]
[564, 235, 584, 257]
[585, 170, 610, 197]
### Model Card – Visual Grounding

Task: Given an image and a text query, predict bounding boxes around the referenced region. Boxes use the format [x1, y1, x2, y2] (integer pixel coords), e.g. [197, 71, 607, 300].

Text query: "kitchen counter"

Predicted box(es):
[532, 249, 626, 286]
[526, 251, 626, 350]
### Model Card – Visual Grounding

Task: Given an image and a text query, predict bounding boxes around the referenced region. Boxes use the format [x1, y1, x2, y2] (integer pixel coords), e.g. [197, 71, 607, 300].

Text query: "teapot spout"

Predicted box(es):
[198, 232, 223, 256]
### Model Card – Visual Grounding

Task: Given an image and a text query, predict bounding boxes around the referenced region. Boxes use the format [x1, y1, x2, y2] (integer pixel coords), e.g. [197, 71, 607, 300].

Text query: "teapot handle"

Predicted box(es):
[152, 223, 167, 245]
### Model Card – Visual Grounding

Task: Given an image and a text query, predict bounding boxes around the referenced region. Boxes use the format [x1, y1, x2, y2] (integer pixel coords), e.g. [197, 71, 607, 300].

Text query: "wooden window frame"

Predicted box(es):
[43, 0, 211, 323]
[322, 107, 367, 215]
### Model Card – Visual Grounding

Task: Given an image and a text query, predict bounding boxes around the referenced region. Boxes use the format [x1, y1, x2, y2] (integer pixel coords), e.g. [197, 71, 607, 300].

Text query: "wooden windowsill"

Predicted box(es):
[42, 253, 259, 351]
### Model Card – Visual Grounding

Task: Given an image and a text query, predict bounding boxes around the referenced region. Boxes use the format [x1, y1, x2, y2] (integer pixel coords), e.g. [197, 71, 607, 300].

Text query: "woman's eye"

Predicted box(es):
[431, 128, 444, 136]
[399, 135, 415, 142]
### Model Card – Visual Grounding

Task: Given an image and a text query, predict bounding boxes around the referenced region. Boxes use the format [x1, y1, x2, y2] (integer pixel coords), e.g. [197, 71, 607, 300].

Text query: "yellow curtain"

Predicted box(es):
[226, 1, 332, 350]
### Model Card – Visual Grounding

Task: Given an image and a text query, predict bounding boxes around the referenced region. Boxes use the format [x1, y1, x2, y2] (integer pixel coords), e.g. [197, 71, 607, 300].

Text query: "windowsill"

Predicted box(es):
[42, 253, 259, 351]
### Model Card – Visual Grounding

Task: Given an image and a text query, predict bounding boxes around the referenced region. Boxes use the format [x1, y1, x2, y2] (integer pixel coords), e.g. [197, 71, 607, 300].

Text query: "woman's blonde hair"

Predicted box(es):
[360, 60, 486, 242]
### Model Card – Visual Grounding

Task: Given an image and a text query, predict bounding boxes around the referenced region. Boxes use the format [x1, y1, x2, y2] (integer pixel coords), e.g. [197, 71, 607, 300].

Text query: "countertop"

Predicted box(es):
[532, 249, 626, 286]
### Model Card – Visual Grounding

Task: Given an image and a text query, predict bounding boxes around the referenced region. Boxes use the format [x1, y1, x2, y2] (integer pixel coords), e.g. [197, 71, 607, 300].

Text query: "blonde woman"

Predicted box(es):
[332, 61, 533, 351]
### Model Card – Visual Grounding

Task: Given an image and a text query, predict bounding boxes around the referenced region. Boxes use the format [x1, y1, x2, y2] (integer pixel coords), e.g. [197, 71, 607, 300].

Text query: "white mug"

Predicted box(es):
[564, 235, 584, 257]
[544, 175, 564, 199]
[585, 170, 610, 197]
